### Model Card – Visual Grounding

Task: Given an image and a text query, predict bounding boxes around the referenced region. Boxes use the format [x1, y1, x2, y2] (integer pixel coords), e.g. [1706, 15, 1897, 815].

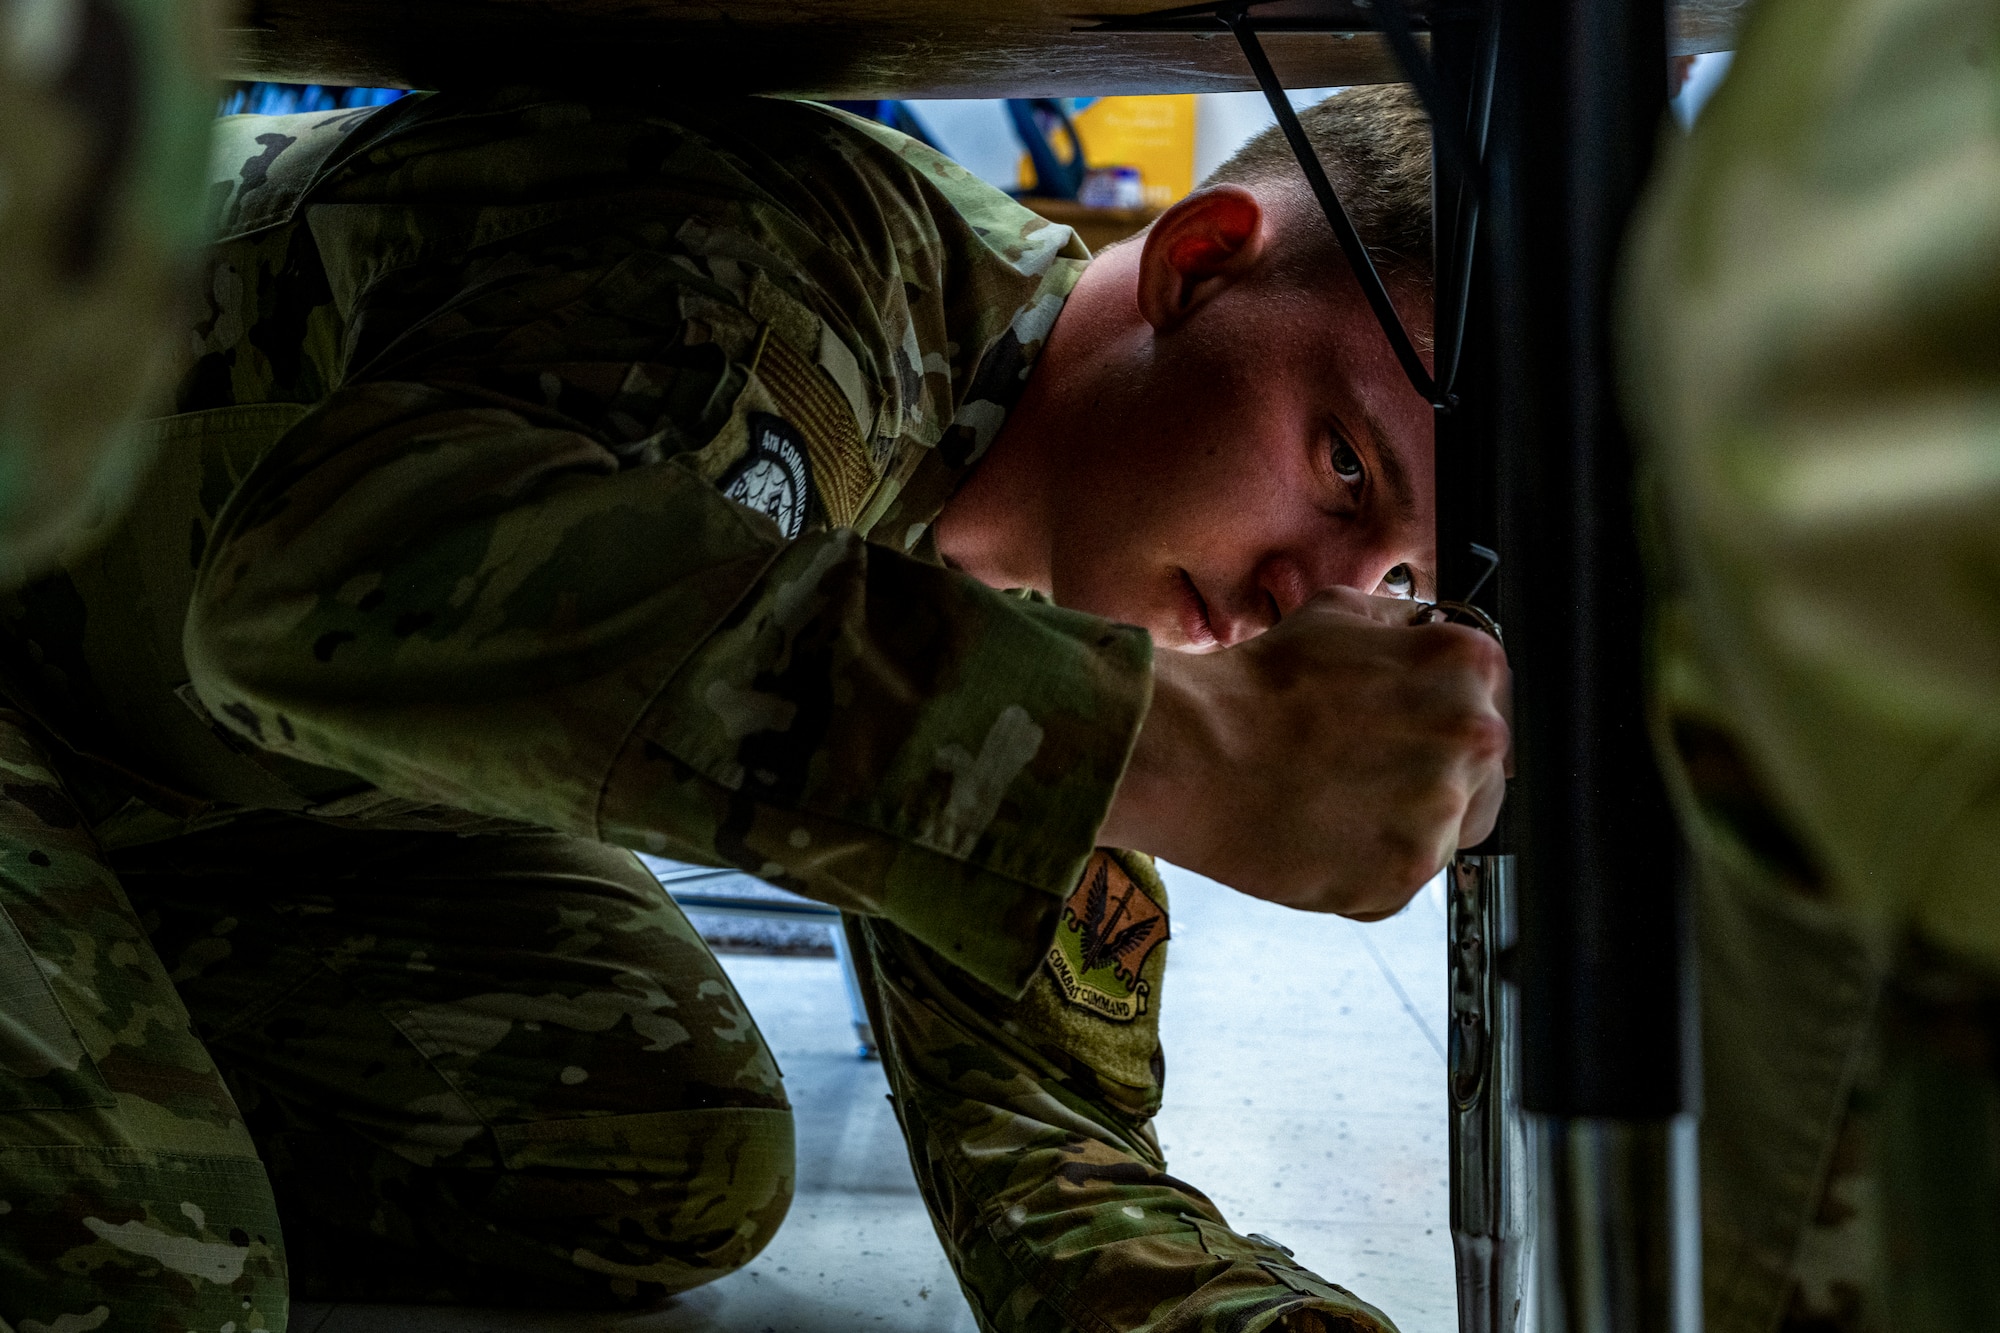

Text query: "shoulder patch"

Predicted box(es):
[720, 412, 814, 538]
[1045, 852, 1168, 1023]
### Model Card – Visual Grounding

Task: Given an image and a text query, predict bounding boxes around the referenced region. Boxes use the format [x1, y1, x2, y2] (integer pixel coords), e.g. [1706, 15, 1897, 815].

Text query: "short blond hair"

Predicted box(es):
[1203, 84, 1432, 283]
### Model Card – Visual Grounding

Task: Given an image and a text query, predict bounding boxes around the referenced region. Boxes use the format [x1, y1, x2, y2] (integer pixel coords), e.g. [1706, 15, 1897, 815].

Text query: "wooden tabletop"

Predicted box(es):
[224, 0, 1747, 99]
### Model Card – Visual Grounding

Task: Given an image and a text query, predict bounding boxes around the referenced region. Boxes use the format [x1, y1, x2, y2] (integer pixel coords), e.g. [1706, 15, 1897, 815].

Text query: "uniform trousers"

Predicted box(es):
[0, 709, 1381, 1333]
[0, 710, 792, 1330]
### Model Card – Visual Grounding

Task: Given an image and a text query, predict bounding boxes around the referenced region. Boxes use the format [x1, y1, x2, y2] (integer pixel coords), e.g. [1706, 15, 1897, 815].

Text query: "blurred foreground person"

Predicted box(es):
[0, 87, 1508, 1333]
[1626, 0, 2000, 1328]
[0, 0, 214, 576]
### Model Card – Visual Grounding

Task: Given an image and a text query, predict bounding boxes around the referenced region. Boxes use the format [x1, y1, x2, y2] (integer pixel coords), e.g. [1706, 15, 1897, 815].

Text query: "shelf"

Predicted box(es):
[223, 0, 1746, 97]
[1024, 198, 1163, 252]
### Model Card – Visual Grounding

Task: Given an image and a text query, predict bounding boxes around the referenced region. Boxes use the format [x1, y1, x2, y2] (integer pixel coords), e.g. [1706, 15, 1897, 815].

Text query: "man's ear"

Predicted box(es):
[1134, 185, 1269, 333]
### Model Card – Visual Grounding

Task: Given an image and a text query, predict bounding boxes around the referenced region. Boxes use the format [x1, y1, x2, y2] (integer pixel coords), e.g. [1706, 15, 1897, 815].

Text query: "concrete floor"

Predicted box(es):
[294, 865, 1452, 1333]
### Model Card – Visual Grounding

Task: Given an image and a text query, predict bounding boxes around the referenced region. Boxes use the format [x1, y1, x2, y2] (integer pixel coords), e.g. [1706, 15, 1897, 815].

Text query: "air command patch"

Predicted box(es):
[1045, 851, 1168, 1022]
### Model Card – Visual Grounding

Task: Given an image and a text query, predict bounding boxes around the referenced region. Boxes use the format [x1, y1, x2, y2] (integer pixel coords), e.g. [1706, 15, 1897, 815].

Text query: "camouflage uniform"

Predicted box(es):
[0, 0, 216, 577]
[0, 91, 1396, 1333]
[1625, 0, 2000, 1327]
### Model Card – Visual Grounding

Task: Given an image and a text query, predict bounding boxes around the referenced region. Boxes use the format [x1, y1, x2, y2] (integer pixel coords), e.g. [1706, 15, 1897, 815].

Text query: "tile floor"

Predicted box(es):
[295, 866, 1453, 1333]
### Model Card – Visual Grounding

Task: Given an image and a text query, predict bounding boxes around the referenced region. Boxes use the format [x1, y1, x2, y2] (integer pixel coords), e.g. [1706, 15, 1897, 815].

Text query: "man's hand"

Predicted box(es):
[1098, 587, 1511, 917]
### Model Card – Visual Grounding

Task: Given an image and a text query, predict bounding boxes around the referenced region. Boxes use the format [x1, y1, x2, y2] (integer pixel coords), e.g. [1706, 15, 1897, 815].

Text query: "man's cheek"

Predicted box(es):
[1053, 550, 1150, 633]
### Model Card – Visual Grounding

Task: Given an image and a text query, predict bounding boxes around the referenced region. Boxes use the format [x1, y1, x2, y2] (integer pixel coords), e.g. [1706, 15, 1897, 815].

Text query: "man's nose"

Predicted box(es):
[1251, 554, 1316, 622]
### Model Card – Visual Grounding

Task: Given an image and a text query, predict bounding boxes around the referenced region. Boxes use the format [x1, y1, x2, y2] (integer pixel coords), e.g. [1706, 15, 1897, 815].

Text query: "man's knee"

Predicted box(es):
[501, 1103, 798, 1300]
[279, 1103, 797, 1307]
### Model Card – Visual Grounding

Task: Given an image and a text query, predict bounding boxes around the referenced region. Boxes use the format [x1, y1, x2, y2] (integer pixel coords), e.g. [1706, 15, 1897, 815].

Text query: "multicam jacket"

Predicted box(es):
[1, 91, 1398, 1333]
[1628, 0, 2000, 1326]
[10, 88, 1144, 995]
[0, 0, 216, 576]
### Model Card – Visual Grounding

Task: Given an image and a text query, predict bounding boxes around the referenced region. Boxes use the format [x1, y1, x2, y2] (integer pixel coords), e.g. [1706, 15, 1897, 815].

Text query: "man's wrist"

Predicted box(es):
[1098, 650, 1208, 854]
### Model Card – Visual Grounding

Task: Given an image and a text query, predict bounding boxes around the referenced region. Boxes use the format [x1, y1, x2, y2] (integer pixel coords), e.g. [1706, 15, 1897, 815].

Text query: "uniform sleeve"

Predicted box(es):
[848, 853, 1400, 1333]
[178, 95, 1152, 995]
[183, 375, 1149, 995]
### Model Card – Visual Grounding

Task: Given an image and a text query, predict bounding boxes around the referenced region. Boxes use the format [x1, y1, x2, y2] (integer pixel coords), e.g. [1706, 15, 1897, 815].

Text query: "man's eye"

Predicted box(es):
[1330, 440, 1365, 483]
[1381, 564, 1416, 598]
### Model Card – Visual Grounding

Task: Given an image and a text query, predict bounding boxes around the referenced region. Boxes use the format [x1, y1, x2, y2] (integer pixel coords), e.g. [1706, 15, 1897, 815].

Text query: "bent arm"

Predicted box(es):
[186, 380, 1151, 993]
[849, 857, 1400, 1333]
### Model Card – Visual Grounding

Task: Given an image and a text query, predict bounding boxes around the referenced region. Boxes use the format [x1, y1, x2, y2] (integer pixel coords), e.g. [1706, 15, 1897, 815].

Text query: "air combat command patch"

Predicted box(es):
[1045, 852, 1168, 1022]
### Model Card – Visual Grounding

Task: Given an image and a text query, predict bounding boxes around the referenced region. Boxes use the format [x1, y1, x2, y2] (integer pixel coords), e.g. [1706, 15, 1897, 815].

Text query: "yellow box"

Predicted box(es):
[1019, 95, 1198, 207]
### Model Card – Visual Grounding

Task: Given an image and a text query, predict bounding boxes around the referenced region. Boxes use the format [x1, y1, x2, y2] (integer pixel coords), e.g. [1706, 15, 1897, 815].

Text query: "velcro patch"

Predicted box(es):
[752, 329, 876, 526]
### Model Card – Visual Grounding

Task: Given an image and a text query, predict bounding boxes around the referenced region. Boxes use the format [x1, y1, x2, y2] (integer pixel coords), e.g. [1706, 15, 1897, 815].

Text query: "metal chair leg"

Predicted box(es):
[1450, 853, 1534, 1333]
[829, 921, 879, 1060]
